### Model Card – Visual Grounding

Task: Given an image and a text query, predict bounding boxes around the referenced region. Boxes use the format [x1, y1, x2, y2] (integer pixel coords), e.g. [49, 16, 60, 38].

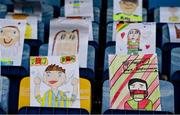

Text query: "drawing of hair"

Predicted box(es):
[45, 64, 65, 73]
[52, 29, 79, 56]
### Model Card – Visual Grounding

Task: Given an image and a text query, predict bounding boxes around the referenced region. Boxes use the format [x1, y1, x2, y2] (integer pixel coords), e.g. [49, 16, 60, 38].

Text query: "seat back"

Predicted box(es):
[148, 0, 180, 10]
[0, 76, 10, 113]
[18, 77, 91, 113]
[171, 47, 180, 80]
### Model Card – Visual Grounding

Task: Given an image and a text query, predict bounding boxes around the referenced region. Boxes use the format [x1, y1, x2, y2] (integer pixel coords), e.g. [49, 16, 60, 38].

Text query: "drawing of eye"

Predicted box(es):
[69, 34, 75, 40]
[13, 31, 16, 34]
[58, 72, 62, 77]
[60, 34, 66, 40]
[47, 72, 51, 77]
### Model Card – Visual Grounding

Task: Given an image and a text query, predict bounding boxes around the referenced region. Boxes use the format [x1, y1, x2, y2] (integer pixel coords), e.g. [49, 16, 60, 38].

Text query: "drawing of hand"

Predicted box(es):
[71, 78, 79, 86]
[34, 77, 41, 85]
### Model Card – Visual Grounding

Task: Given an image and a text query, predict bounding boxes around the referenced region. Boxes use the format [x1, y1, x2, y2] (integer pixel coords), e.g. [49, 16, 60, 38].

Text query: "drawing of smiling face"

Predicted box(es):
[0, 26, 20, 47]
[52, 30, 79, 56]
[119, 0, 138, 15]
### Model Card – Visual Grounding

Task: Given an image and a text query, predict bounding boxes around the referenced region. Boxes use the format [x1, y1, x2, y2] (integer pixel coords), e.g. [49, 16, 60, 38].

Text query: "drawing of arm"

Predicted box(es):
[34, 77, 42, 104]
[71, 78, 79, 102]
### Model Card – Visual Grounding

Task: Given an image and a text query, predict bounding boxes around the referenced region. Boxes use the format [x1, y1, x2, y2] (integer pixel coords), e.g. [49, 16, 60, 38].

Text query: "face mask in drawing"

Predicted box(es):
[52, 30, 79, 56]
[128, 78, 148, 102]
[0, 26, 20, 47]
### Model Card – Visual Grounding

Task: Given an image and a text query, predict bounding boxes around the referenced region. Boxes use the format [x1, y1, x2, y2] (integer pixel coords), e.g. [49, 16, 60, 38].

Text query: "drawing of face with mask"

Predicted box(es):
[124, 78, 153, 110]
[52, 30, 79, 56]
[0, 26, 20, 47]
[127, 29, 141, 55]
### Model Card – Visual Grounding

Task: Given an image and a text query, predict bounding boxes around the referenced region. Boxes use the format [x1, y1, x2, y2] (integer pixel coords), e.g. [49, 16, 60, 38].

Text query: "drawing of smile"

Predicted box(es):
[49, 80, 58, 84]
[3, 38, 13, 44]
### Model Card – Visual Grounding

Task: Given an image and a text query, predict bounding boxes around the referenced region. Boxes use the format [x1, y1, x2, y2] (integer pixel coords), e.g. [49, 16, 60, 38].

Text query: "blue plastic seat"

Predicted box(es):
[171, 48, 180, 81]
[0, 76, 10, 113]
[41, 0, 61, 8]
[1, 43, 30, 77]
[0, 4, 7, 18]
[102, 80, 175, 113]
[39, 44, 96, 79]
[106, 8, 147, 24]
[18, 107, 89, 114]
[148, 0, 180, 10]
[103, 44, 163, 80]
[60, 6, 100, 23]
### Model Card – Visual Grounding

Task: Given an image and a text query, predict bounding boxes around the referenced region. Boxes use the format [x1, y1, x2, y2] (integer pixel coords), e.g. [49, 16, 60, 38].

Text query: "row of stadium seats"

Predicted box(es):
[0, 0, 180, 114]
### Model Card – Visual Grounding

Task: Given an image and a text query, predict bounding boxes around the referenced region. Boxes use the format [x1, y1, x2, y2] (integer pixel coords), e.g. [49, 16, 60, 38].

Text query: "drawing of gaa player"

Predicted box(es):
[127, 29, 141, 55]
[124, 78, 153, 110]
[114, 0, 142, 22]
[0, 26, 20, 63]
[34, 64, 79, 107]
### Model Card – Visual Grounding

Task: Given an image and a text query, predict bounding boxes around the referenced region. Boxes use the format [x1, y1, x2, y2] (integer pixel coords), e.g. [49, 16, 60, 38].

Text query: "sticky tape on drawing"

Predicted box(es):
[60, 55, 76, 64]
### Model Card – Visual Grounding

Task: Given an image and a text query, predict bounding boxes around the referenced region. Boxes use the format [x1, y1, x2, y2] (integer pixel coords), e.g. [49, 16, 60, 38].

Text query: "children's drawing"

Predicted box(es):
[109, 54, 161, 110]
[51, 30, 79, 56]
[113, 0, 143, 22]
[6, 13, 38, 40]
[0, 19, 26, 66]
[30, 56, 80, 108]
[48, 18, 89, 68]
[115, 23, 156, 55]
[65, 0, 94, 21]
[168, 24, 180, 42]
[160, 7, 180, 23]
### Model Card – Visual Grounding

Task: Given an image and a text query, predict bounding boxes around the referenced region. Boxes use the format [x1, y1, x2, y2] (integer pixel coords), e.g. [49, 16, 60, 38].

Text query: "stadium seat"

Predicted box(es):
[41, 0, 61, 8]
[171, 47, 180, 81]
[0, 4, 7, 18]
[148, 0, 180, 10]
[18, 77, 91, 113]
[1, 43, 30, 77]
[39, 44, 96, 79]
[102, 80, 174, 113]
[0, 76, 10, 113]
[103, 109, 172, 114]
[161, 25, 180, 77]
[19, 107, 89, 114]
[103, 44, 163, 81]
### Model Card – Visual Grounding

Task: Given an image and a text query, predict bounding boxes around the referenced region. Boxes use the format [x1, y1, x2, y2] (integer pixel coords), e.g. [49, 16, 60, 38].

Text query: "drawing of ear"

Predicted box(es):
[72, 29, 79, 53]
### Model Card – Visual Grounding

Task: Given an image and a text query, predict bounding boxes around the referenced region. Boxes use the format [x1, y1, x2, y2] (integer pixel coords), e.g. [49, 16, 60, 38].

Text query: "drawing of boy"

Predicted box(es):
[34, 64, 79, 107]
[114, 0, 142, 22]
[124, 78, 153, 110]
[0, 26, 20, 64]
[127, 29, 141, 55]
